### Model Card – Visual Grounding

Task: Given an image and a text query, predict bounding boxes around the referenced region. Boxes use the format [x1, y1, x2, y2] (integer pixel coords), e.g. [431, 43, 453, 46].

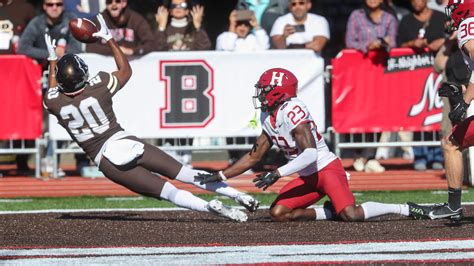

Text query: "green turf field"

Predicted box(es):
[0, 188, 472, 211]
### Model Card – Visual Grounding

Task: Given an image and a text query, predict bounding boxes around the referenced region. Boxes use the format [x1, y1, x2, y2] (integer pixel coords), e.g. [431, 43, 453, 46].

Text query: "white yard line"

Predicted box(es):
[1, 239, 474, 264]
[2, 202, 474, 215]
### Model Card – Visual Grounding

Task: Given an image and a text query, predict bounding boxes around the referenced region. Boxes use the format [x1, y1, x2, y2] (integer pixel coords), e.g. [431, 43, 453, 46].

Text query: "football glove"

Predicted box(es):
[253, 171, 280, 191]
[449, 101, 470, 124]
[44, 33, 57, 61]
[92, 14, 113, 41]
[438, 81, 464, 105]
[195, 172, 222, 185]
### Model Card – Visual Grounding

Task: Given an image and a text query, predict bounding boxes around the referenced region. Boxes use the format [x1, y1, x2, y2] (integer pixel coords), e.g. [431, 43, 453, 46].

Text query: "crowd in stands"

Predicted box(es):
[1, 0, 465, 174]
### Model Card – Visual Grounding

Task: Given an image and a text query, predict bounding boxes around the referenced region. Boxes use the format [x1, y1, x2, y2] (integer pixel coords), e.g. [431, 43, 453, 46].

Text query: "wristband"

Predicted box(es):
[470, 71, 474, 84]
[218, 170, 227, 181]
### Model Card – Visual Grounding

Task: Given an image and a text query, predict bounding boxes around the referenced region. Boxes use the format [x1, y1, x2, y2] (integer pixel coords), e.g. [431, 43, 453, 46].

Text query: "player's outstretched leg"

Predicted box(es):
[160, 182, 248, 223]
[138, 143, 260, 212]
[174, 167, 260, 212]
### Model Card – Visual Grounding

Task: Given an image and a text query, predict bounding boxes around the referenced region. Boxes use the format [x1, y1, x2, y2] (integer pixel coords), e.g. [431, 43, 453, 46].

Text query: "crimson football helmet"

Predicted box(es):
[56, 54, 89, 95]
[253, 68, 298, 112]
[446, 0, 474, 32]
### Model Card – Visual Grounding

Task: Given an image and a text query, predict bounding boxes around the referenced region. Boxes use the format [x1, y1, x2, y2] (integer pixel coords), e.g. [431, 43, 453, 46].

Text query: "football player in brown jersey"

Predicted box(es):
[42, 14, 259, 222]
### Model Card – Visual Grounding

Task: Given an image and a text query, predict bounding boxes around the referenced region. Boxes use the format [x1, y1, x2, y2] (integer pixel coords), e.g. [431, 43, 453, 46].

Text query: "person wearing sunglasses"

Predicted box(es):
[18, 0, 82, 68]
[154, 0, 211, 51]
[270, 0, 329, 53]
[86, 0, 155, 56]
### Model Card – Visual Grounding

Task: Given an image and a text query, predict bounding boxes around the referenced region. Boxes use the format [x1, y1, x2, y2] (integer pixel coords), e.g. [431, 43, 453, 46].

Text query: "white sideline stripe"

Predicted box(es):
[0, 206, 269, 215]
[2, 239, 474, 264]
[1, 202, 474, 215]
[431, 190, 470, 194]
[104, 197, 145, 201]
[0, 199, 33, 203]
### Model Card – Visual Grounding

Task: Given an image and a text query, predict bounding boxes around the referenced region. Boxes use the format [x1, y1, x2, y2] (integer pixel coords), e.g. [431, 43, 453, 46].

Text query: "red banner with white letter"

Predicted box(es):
[331, 49, 443, 133]
[0, 55, 42, 139]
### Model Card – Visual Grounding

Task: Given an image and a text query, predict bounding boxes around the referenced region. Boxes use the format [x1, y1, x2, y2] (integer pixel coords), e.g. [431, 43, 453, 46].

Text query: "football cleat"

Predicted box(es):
[428, 203, 463, 221]
[234, 193, 260, 212]
[207, 199, 248, 222]
[407, 202, 432, 220]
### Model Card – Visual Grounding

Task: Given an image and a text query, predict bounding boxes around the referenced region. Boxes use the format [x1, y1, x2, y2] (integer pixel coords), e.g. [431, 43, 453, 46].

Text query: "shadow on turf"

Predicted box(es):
[58, 213, 273, 223]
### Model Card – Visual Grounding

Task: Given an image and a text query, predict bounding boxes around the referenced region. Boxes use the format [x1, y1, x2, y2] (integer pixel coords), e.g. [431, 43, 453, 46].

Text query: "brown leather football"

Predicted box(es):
[69, 18, 99, 43]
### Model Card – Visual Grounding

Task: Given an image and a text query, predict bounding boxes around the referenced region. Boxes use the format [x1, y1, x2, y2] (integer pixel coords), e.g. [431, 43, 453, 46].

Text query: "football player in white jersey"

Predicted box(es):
[197, 68, 430, 222]
[421, 0, 474, 221]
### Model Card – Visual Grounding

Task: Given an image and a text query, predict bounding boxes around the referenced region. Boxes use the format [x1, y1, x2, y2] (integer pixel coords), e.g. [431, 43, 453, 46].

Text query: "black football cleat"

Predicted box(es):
[428, 203, 463, 222]
[407, 202, 432, 220]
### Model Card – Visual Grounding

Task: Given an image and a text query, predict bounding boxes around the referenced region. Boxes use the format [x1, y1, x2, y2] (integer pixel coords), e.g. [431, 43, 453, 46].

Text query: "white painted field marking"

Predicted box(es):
[1, 239, 474, 264]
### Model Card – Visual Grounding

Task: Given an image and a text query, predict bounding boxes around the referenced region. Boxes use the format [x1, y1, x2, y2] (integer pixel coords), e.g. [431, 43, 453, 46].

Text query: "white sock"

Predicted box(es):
[160, 182, 209, 212]
[175, 166, 242, 199]
[314, 207, 333, 220]
[360, 201, 405, 220]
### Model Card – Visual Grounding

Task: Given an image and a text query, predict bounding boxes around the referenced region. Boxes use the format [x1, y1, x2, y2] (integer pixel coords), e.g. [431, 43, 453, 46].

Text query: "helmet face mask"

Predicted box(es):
[55, 54, 89, 95]
[253, 68, 298, 113]
[253, 84, 274, 112]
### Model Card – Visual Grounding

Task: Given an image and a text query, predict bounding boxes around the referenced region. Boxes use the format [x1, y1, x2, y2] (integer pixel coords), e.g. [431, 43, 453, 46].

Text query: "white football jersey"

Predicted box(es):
[260, 98, 337, 176]
[457, 17, 474, 71]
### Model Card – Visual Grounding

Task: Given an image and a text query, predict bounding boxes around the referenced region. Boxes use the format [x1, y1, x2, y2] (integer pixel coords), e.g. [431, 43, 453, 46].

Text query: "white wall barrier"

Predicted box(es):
[49, 50, 326, 141]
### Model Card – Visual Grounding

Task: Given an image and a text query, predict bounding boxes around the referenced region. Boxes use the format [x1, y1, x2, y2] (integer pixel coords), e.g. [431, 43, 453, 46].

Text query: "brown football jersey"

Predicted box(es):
[44, 71, 125, 161]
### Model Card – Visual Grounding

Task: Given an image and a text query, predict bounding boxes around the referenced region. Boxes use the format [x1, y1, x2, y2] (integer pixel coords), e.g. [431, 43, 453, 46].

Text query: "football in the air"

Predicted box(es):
[69, 18, 99, 43]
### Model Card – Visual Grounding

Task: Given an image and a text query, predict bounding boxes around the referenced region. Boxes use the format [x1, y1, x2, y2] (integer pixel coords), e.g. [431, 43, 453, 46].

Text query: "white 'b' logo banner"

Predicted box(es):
[270, 72, 284, 86]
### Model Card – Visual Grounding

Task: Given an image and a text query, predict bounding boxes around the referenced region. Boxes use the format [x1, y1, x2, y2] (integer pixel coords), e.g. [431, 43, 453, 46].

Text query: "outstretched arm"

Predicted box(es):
[44, 34, 58, 89]
[196, 132, 272, 184]
[93, 14, 132, 88]
[223, 132, 272, 178]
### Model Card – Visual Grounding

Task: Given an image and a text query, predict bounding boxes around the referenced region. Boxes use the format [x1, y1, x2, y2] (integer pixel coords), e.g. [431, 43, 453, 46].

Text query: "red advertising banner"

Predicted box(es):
[331, 49, 442, 133]
[0, 55, 42, 139]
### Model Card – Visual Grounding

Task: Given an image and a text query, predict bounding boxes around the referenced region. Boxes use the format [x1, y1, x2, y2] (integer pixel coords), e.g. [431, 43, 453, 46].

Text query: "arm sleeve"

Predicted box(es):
[154, 30, 168, 51]
[254, 29, 270, 50]
[193, 29, 212, 50]
[270, 17, 284, 37]
[345, 11, 366, 52]
[277, 148, 317, 176]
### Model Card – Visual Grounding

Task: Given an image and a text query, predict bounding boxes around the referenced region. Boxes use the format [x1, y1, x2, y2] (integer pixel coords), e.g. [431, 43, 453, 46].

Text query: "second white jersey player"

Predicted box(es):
[261, 98, 337, 176]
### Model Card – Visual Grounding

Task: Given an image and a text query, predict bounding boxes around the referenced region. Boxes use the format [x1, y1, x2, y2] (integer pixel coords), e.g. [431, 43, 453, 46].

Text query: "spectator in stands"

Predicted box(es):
[64, 0, 106, 18]
[346, 0, 398, 54]
[86, 0, 155, 56]
[18, 0, 82, 67]
[397, 0, 446, 53]
[0, 0, 36, 54]
[216, 10, 269, 51]
[397, 0, 446, 171]
[154, 0, 212, 51]
[270, 0, 329, 53]
[345, 0, 399, 173]
[235, 0, 288, 35]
